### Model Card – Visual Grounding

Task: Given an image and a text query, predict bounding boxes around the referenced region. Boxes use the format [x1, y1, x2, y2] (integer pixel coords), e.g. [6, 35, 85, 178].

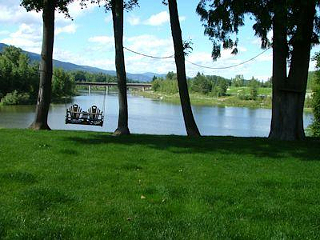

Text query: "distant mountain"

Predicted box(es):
[0, 43, 165, 82]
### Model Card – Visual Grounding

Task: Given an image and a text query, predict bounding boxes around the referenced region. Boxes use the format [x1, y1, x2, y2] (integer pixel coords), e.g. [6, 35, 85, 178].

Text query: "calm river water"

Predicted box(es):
[0, 92, 313, 137]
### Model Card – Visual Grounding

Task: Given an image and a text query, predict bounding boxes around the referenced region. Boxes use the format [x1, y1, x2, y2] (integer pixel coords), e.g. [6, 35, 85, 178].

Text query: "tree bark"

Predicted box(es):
[269, 1, 316, 140]
[168, 0, 201, 137]
[29, 0, 55, 130]
[112, 0, 130, 136]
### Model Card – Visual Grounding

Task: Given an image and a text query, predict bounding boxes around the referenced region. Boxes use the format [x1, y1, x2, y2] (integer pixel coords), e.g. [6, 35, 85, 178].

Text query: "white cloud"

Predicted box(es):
[257, 52, 273, 62]
[126, 11, 186, 27]
[0, 0, 96, 27]
[125, 35, 173, 55]
[56, 24, 77, 35]
[1, 23, 42, 53]
[128, 15, 141, 26]
[144, 11, 169, 26]
[0, 30, 10, 36]
[179, 16, 186, 22]
[0, 1, 41, 25]
[55, 1, 97, 23]
[105, 13, 112, 24]
[53, 47, 115, 70]
[88, 35, 114, 45]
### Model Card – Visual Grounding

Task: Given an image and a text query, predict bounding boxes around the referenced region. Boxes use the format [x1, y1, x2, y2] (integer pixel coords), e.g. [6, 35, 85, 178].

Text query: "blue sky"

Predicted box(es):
[0, 0, 319, 81]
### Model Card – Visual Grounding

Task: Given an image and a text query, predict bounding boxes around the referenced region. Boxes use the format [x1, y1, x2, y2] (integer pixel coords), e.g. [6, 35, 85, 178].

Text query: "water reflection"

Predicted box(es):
[0, 92, 313, 137]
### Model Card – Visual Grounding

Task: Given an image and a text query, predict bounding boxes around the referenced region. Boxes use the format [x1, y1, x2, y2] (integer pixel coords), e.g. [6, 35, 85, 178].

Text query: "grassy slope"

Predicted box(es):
[0, 129, 320, 239]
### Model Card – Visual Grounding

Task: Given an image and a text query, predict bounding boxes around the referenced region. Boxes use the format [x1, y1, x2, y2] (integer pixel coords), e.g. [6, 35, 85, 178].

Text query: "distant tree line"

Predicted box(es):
[0, 46, 39, 105]
[151, 71, 272, 100]
[0, 46, 76, 105]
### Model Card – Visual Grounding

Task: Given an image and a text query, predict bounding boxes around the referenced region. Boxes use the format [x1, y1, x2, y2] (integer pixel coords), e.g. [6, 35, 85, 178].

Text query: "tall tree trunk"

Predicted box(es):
[168, 0, 201, 137]
[112, 0, 130, 136]
[29, 0, 55, 130]
[269, 1, 315, 140]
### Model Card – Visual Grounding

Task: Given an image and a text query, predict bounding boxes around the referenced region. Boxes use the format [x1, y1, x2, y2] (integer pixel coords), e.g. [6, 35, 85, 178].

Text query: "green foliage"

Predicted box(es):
[0, 90, 31, 105]
[191, 73, 212, 94]
[213, 78, 228, 97]
[232, 75, 245, 87]
[166, 71, 176, 80]
[0, 46, 77, 105]
[0, 46, 38, 101]
[80, 0, 139, 11]
[151, 78, 161, 92]
[196, 1, 319, 59]
[21, 0, 74, 18]
[153, 72, 232, 96]
[71, 70, 116, 83]
[151, 76, 178, 94]
[310, 53, 320, 136]
[0, 129, 320, 239]
[52, 68, 75, 99]
[248, 78, 259, 100]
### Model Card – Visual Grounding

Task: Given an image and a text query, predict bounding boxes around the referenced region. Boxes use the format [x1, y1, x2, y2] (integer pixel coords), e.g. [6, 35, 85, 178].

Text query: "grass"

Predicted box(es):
[226, 86, 272, 96]
[0, 129, 320, 239]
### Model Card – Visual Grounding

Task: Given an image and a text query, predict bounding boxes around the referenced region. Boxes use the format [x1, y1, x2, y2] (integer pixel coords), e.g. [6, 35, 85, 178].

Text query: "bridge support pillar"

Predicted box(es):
[89, 85, 91, 95]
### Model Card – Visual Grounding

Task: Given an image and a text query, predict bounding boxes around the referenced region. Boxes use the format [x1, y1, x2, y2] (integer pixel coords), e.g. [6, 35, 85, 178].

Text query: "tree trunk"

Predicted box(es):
[269, 1, 315, 140]
[168, 0, 201, 137]
[29, 0, 55, 130]
[112, 0, 130, 136]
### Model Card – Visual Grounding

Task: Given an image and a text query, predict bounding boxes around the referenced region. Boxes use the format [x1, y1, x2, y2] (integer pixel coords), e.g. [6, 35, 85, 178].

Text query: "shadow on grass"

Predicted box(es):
[21, 186, 75, 212]
[0, 171, 37, 184]
[63, 133, 320, 162]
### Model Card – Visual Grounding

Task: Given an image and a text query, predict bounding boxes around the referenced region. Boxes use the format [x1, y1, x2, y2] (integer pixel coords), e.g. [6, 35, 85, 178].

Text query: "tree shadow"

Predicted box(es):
[63, 133, 320, 162]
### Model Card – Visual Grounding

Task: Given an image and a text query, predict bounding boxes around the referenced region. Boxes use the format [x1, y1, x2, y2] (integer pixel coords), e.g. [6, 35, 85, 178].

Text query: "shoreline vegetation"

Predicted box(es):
[0, 129, 319, 239]
[133, 90, 313, 113]
[131, 72, 314, 113]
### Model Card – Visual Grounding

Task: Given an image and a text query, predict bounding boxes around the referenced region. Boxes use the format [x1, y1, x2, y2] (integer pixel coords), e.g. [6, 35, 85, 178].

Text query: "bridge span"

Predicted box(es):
[75, 81, 152, 94]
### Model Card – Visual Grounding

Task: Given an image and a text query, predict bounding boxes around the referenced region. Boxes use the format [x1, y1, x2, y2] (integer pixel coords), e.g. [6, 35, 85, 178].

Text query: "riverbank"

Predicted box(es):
[134, 91, 313, 112]
[0, 129, 319, 239]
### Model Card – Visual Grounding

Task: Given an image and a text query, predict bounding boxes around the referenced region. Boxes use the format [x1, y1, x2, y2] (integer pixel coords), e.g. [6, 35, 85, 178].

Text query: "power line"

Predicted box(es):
[123, 46, 174, 59]
[185, 48, 271, 70]
[123, 46, 271, 70]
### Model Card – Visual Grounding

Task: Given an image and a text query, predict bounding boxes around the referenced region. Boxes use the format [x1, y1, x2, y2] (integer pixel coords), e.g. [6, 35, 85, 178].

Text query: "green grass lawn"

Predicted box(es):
[1, 129, 320, 239]
[226, 87, 272, 96]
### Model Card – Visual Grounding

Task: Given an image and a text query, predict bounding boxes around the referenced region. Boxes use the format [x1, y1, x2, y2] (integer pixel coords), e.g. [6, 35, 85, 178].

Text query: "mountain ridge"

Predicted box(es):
[0, 43, 166, 82]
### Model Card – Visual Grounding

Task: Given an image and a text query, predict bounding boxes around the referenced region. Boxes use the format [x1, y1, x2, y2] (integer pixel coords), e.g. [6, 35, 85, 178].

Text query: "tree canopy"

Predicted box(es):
[21, 0, 74, 17]
[197, 0, 320, 59]
[80, 0, 138, 11]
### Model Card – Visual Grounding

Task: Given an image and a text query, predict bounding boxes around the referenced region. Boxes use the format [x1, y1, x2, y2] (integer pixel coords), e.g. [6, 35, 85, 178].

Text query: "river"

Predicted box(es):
[0, 92, 313, 137]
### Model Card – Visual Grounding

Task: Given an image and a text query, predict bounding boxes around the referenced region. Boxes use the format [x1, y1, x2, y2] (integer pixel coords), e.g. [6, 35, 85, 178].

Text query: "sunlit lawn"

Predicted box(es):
[0, 129, 319, 239]
[226, 87, 272, 96]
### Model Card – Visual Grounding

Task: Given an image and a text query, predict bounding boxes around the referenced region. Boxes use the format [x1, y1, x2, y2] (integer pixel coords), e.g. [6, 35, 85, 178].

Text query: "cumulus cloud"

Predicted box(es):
[55, 1, 97, 23]
[105, 13, 112, 24]
[144, 11, 170, 26]
[1, 23, 42, 53]
[125, 35, 173, 56]
[128, 15, 141, 26]
[0, 1, 41, 26]
[56, 24, 77, 35]
[0, 30, 10, 36]
[126, 11, 186, 27]
[88, 35, 114, 45]
[53, 47, 115, 70]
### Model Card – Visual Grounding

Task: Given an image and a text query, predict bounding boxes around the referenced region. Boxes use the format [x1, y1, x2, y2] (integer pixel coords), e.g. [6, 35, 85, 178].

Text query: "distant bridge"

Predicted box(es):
[75, 81, 152, 93]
